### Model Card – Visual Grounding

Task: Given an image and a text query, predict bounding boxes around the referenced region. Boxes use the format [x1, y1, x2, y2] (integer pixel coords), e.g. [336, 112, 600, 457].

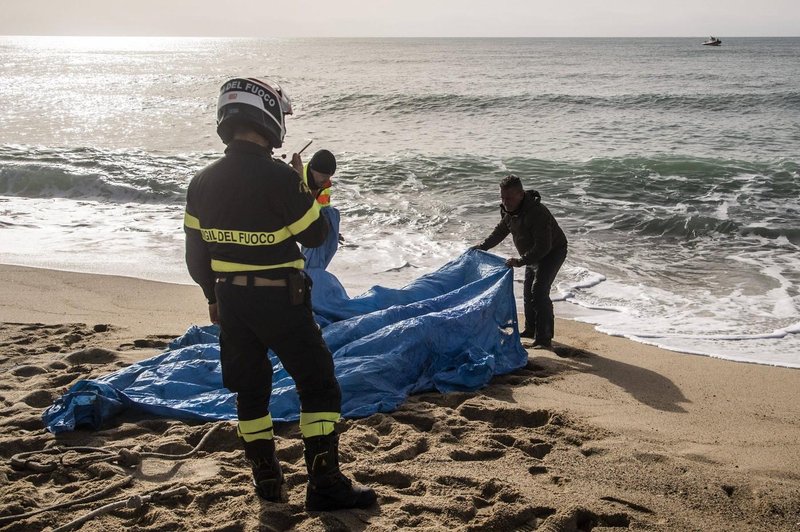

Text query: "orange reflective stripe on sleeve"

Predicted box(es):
[316, 188, 331, 206]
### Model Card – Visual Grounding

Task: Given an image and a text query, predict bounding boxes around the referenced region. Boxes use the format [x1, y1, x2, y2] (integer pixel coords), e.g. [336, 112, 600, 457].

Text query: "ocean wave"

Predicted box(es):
[498, 155, 799, 242]
[3, 146, 797, 248]
[0, 145, 202, 203]
[325, 152, 800, 245]
[610, 213, 741, 239]
[338, 153, 799, 241]
[305, 91, 800, 116]
[741, 226, 800, 245]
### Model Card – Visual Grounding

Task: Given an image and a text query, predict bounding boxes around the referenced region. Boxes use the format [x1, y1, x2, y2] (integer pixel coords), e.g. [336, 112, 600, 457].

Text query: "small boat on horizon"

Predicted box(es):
[702, 36, 722, 46]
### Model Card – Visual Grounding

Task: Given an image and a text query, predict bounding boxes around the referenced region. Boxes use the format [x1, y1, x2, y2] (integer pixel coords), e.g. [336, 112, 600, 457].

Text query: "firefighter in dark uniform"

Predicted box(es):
[184, 77, 376, 511]
[472, 175, 568, 350]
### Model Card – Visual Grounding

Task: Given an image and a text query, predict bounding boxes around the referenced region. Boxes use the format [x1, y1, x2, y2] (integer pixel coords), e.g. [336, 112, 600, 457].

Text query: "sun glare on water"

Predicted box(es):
[6, 35, 207, 52]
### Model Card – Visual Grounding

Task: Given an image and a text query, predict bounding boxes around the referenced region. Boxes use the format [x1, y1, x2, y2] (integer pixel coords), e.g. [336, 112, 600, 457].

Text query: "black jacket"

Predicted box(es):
[184, 140, 328, 302]
[477, 190, 567, 265]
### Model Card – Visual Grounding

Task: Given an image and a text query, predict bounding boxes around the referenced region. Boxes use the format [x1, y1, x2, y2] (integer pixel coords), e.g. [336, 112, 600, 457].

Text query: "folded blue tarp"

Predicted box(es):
[43, 251, 526, 433]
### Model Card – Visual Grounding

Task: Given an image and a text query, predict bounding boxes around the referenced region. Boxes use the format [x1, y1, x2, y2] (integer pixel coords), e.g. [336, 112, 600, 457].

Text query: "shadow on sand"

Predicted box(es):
[529, 342, 691, 413]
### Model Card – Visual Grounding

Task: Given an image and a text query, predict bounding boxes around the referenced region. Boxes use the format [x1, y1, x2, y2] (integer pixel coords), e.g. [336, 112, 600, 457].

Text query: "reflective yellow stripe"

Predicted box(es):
[211, 258, 305, 273]
[200, 227, 293, 246]
[237, 414, 274, 442]
[286, 200, 321, 236]
[300, 411, 340, 438]
[184, 211, 201, 230]
[185, 207, 319, 244]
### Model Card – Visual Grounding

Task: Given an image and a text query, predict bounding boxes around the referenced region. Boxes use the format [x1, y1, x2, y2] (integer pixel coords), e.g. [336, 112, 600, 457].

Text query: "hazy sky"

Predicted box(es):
[3, 0, 799, 37]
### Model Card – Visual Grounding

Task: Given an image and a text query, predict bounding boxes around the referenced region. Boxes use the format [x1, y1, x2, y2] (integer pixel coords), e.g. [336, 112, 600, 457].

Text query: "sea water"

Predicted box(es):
[1, 36, 798, 367]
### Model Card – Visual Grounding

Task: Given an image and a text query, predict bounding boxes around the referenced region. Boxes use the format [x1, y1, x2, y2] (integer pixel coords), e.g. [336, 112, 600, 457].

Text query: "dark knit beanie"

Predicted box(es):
[308, 149, 336, 175]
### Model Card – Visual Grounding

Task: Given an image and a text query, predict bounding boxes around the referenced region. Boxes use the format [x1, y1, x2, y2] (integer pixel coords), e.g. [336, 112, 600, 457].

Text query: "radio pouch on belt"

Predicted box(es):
[288, 271, 306, 305]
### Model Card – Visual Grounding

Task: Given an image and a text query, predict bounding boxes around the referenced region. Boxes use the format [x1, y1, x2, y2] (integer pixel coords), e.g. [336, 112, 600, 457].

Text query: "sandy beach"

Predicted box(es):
[1, 264, 798, 532]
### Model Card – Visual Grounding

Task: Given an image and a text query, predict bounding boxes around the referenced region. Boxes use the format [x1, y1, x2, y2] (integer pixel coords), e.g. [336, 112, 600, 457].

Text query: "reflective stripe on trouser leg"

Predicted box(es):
[300, 412, 340, 438]
[238, 414, 274, 442]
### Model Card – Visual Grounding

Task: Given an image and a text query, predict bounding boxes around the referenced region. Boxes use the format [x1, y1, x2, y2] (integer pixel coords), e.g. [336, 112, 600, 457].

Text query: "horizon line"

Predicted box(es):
[2, 34, 799, 39]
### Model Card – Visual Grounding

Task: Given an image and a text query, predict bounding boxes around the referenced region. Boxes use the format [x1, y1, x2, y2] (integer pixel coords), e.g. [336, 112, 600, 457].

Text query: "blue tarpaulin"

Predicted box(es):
[43, 251, 527, 433]
[302, 206, 340, 272]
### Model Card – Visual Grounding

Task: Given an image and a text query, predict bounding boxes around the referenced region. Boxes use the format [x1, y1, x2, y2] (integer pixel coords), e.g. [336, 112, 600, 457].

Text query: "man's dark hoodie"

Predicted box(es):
[476, 190, 567, 265]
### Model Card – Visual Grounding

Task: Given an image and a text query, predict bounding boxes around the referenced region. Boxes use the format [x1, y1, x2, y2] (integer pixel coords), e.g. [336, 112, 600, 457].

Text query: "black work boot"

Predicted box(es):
[243, 438, 284, 502]
[303, 433, 377, 511]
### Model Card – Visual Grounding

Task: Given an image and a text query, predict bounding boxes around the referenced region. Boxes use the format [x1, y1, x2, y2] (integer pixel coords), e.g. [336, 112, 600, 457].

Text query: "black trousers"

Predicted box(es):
[215, 276, 341, 421]
[523, 245, 568, 342]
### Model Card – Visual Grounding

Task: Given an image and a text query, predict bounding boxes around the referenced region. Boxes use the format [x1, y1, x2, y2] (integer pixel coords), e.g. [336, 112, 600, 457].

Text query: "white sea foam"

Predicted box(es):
[0, 196, 190, 284]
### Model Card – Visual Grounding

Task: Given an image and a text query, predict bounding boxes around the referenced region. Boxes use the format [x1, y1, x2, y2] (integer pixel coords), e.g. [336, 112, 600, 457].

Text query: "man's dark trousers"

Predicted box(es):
[523, 246, 568, 343]
[215, 277, 341, 421]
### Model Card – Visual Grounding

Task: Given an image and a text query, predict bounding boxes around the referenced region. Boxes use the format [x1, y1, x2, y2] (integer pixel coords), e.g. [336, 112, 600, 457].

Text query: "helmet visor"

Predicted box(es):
[259, 78, 292, 116]
[274, 83, 293, 115]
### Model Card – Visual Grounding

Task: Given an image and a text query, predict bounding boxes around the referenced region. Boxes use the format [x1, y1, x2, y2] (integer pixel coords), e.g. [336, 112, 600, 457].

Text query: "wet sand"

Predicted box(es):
[1, 264, 799, 531]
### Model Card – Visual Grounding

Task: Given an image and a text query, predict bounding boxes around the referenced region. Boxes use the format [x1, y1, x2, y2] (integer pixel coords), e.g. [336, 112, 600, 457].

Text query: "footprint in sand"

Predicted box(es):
[435, 475, 483, 489]
[356, 468, 415, 489]
[487, 433, 554, 460]
[515, 440, 554, 460]
[457, 401, 553, 429]
[492, 359, 553, 386]
[449, 448, 506, 461]
[468, 480, 548, 531]
[65, 347, 120, 365]
[489, 433, 517, 446]
[10, 365, 48, 377]
[47, 372, 84, 388]
[12, 413, 45, 431]
[381, 434, 429, 463]
[20, 389, 55, 408]
[339, 425, 380, 455]
[391, 410, 436, 432]
[352, 414, 431, 462]
[528, 465, 548, 475]
[359, 413, 396, 436]
[391, 475, 546, 530]
[414, 391, 474, 409]
[580, 445, 607, 457]
[632, 451, 669, 464]
[537, 505, 632, 531]
[131, 335, 174, 348]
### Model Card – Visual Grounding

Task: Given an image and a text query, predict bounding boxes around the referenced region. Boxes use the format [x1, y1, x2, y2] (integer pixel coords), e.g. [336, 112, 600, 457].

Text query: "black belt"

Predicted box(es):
[217, 276, 287, 287]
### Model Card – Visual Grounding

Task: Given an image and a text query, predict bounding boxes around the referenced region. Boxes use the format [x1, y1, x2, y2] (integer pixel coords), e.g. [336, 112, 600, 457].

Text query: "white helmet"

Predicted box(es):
[216, 78, 293, 147]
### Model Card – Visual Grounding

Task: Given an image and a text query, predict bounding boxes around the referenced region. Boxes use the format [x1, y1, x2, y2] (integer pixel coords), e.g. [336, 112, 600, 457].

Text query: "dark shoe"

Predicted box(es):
[532, 340, 553, 350]
[244, 439, 284, 502]
[519, 329, 535, 339]
[306, 470, 377, 511]
[304, 434, 377, 511]
[251, 456, 284, 501]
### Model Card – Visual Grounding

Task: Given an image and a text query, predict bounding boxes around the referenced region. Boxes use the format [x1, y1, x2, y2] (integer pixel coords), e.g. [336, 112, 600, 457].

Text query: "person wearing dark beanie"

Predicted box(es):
[291, 148, 342, 270]
[309, 149, 337, 177]
[292, 149, 336, 205]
